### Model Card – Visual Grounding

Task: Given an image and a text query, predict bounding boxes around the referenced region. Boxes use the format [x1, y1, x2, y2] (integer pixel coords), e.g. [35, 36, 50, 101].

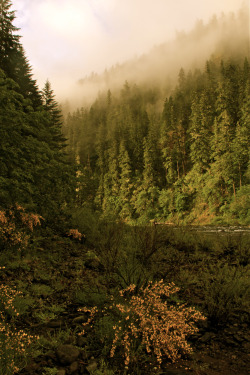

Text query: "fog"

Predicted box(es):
[11, 0, 248, 106]
[64, 5, 250, 110]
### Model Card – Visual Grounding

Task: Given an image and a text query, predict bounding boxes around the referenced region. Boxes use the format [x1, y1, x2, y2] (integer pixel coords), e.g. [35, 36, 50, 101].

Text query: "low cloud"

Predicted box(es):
[12, 0, 245, 101]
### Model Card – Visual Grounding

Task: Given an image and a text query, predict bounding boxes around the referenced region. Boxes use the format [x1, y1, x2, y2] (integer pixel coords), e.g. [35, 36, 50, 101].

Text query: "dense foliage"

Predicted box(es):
[0, 3, 249, 373]
[64, 57, 250, 224]
[0, 0, 75, 223]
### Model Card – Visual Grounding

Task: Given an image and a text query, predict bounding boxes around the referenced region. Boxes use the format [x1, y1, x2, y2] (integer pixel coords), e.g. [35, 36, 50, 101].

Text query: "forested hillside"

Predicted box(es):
[1, 0, 249, 225]
[0, 2, 250, 374]
[75, 5, 249, 106]
[64, 13, 250, 225]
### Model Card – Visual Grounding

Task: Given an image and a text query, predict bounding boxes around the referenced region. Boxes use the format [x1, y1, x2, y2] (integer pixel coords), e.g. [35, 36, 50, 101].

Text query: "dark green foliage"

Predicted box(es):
[200, 264, 249, 325]
[0, 1, 75, 223]
[41, 80, 67, 149]
[0, 0, 41, 107]
[0, 69, 74, 221]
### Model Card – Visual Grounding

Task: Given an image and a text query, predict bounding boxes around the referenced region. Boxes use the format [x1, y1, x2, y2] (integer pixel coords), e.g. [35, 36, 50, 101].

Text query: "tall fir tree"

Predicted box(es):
[41, 80, 66, 149]
[0, 0, 41, 107]
[0, 2, 76, 224]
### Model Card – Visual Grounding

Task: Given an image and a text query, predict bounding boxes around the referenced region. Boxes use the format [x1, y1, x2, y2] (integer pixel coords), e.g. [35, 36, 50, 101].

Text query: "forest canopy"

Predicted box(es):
[0, 0, 249, 225]
[63, 54, 250, 224]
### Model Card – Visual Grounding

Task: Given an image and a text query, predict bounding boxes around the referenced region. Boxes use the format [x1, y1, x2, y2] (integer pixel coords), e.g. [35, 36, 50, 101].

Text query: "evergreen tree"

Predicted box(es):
[102, 141, 120, 214]
[232, 82, 250, 188]
[161, 97, 181, 184]
[189, 93, 213, 173]
[0, 2, 76, 223]
[0, 0, 41, 107]
[118, 141, 133, 219]
[0, 70, 35, 206]
[41, 80, 66, 149]
[210, 86, 235, 198]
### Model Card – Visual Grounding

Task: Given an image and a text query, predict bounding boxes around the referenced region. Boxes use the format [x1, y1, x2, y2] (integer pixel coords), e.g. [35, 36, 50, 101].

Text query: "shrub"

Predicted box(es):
[228, 185, 250, 225]
[200, 264, 250, 325]
[0, 204, 43, 252]
[67, 228, 85, 242]
[79, 280, 206, 369]
[0, 267, 38, 374]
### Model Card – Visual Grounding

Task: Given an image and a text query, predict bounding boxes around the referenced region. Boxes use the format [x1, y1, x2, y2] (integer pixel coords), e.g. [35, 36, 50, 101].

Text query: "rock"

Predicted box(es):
[77, 335, 88, 347]
[86, 359, 98, 373]
[73, 315, 88, 324]
[56, 344, 80, 365]
[69, 361, 79, 374]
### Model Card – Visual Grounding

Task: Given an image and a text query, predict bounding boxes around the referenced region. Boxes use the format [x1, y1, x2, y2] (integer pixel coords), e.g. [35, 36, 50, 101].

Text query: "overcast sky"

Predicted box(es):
[11, 0, 246, 98]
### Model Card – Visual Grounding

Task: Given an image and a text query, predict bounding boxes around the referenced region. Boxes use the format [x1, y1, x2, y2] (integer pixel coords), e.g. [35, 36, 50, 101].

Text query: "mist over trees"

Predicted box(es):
[63, 5, 250, 224]
[1, 3, 249, 374]
[71, 4, 249, 108]
[0, 0, 249, 225]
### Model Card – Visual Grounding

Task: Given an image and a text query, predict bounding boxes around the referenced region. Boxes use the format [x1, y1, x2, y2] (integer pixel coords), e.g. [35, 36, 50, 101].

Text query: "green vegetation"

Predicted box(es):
[0, 0, 75, 224]
[63, 55, 250, 225]
[0, 220, 249, 373]
[0, 1, 249, 373]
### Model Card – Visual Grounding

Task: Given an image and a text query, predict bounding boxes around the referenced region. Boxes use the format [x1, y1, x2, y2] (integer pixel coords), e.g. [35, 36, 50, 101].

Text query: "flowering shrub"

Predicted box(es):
[0, 204, 43, 251]
[78, 306, 99, 335]
[79, 280, 206, 368]
[0, 267, 38, 374]
[0, 206, 42, 372]
[68, 228, 85, 241]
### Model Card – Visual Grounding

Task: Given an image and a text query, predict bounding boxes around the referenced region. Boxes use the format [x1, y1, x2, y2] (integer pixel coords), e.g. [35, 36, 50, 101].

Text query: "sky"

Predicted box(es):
[11, 0, 246, 99]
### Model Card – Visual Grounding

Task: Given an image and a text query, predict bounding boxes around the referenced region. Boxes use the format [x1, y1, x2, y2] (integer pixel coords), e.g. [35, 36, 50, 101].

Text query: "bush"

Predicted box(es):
[78, 280, 206, 370]
[200, 263, 250, 325]
[0, 204, 43, 253]
[0, 268, 38, 374]
[228, 185, 250, 224]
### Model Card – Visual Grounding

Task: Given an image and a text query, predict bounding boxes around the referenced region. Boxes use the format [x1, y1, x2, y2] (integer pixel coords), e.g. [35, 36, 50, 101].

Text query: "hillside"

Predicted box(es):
[62, 5, 250, 226]
[0, 2, 249, 374]
[71, 5, 249, 108]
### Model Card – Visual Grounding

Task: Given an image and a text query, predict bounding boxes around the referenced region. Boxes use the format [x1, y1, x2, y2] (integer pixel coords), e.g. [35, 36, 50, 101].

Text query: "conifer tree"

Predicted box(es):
[210, 86, 235, 198]
[189, 93, 213, 173]
[161, 98, 179, 185]
[41, 80, 66, 149]
[0, 2, 76, 222]
[232, 82, 250, 189]
[118, 141, 133, 219]
[0, 0, 20, 76]
[0, 0, 41, 107]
